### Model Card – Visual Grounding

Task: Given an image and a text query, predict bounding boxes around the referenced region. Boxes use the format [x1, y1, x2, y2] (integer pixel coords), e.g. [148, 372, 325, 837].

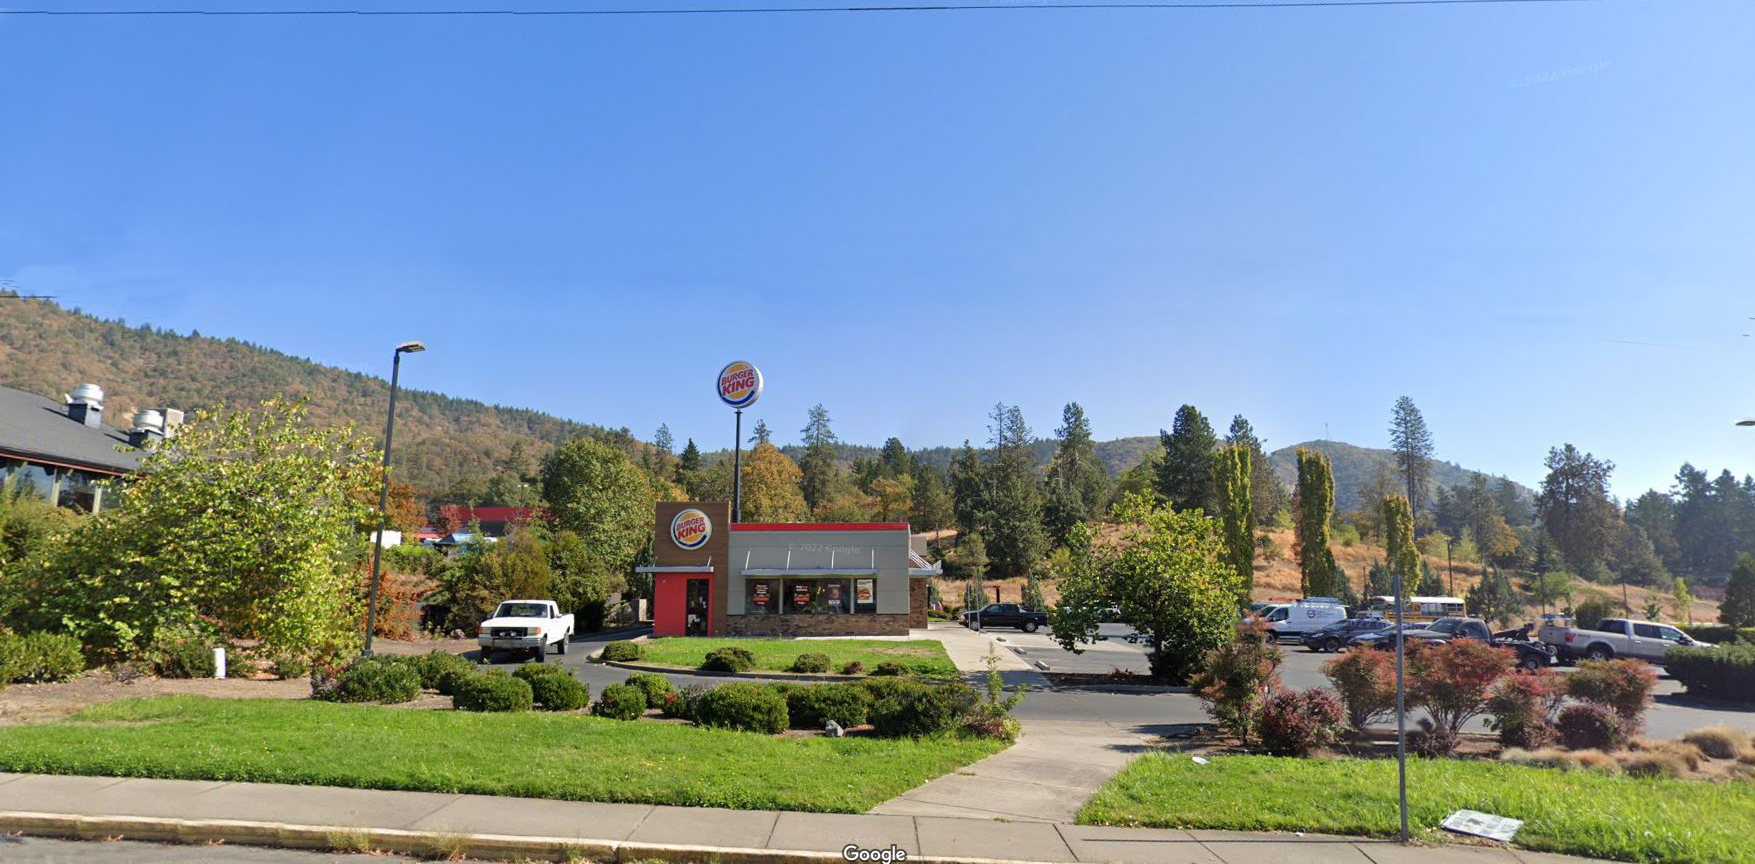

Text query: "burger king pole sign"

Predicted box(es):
[717, 361, 763, 522]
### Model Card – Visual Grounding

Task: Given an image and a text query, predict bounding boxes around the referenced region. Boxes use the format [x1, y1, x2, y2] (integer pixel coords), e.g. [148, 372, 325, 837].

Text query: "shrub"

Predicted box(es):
[590, 683, 646, 720]
[412, 651, 473, 691]
[787, 683, 873, 729]
[1256, 689, 1345, 756]
[0, 633, 27, 685]
[1558, 703, 1626, 751]
[660, 683, 710, 721]
[1485, 669, 1564, 749]
[870, 661, 908, 677]
[870, 681, 979, 738]
[1567, 659, 1658, 730]
[1667, 643, 1755, 703]
[1684, 625, 1755, 645]
[1620, 750, 1690, 778]
[790, 652, 831, 674]
[1409, 719, 1460, 758]
[841, 661, 866, 676]
[701, 646, 756, 673]
[600, 641, 643, 662]
[623, 672, 674, 706]
[1407, 639, 1513, 740]
[15, 632, 86, 683]
[315, 656, 421, 704]
[1573, 597, 1614, 630]
[148, 628, 216, 679]
[1681, 726, 1751, 760]
[1323, 648, 1396, 733]
[692, 683, 788, 733]
[1628, 738, 1703, 772]
[452, 671, 533, 712]
[269, 654, 310, 680]
[1190, 621, 1282, 746]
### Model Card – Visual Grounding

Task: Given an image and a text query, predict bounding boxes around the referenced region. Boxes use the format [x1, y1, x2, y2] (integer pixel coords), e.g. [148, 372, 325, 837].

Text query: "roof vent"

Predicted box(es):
[129, 409, 166, 448]
[67, 383, 105, 428]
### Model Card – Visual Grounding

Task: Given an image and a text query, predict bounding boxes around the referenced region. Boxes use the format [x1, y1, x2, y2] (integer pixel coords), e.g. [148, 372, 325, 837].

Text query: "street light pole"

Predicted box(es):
[1395, 571, 1409, 843]
[363, 340, 424, 657]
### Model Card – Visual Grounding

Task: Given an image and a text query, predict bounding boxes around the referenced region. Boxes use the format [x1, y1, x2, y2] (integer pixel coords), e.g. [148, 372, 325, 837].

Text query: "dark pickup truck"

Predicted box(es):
[962, 603, 1049, 633]
[1350, 617, 1555, 670]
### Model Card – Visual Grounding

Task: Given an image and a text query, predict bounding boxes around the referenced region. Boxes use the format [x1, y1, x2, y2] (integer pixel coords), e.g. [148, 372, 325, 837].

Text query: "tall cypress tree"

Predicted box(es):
[1382, 494, 1420, 601]
[1213, 444, 1254, 606]
[1226, 414, 1287, 524]
[1294, 448, 1340, 597]
[1156, 404, 1218, 513]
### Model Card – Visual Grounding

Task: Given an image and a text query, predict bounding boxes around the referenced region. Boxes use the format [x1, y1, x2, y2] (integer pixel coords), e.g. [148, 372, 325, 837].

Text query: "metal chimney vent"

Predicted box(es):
[67, 383, 105, 428]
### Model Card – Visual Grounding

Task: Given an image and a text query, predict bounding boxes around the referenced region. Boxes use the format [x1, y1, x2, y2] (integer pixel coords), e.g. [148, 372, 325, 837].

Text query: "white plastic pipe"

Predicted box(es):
[213, 647, 227, 679]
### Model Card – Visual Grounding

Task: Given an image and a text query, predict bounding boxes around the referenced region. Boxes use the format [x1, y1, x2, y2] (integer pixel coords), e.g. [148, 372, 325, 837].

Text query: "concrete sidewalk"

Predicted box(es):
[0, 772, 1598, 864]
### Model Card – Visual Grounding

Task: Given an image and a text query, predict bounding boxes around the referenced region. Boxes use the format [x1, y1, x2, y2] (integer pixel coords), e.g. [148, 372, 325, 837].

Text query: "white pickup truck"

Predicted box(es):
[1537, 616, 1708, 666]
[477, 599, 574, 664]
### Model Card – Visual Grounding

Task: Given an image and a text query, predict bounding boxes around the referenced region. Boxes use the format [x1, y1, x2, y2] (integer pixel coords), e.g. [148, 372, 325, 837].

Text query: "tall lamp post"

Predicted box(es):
[363, 340, 425, 656]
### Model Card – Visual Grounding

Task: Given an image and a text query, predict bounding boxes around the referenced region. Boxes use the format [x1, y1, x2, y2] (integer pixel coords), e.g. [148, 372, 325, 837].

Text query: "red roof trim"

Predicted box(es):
[731, 522, 910, 532]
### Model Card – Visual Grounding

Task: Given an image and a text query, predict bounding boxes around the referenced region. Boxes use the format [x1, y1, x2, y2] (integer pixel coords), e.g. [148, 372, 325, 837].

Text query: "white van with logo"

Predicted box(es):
[1259, 602, 1347, 640]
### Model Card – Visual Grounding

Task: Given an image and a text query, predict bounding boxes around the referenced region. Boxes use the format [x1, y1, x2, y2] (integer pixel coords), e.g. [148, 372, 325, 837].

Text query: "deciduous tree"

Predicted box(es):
[1294, 449, 1341, 597]
[1722, 554, 1755, 628]
[1213, 444, 1254, 605]
[540, 437, 655, 579]
[1382, 495, 1420, 601]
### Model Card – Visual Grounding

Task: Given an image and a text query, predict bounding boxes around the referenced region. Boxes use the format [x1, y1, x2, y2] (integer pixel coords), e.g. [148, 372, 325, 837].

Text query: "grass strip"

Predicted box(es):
[0, 695, 1003, 813]
[1080, 752, 1755, 864]
[636, 638, 957, 678]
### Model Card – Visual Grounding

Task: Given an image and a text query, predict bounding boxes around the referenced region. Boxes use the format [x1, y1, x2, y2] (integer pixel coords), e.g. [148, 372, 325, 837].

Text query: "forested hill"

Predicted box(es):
[0, 298, 607, 494]
[1266, 440, 1535, 514]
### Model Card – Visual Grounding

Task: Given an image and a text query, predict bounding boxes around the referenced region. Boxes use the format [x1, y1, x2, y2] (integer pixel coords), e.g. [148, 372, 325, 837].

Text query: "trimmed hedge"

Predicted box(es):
[316, 656, 421, 704]
[701, 646, 756, 673]
[871, 661, 909, 677]
[514, 664, 590, 711]
[840, 661, 866, 676]
[787, 683, 872, 729]
[591, 684, 647, 720]
[790, 652, 831, 674]
[413, 651, 474, 692]
[1667, 643, 1755, 703]
[1557, 703, 1625, 751]
[453, 671, 533, 712]
[624, 672, 674, 706]
[601, 641, 643, 662]
[1683, 625, 1755, 645]
[869, 680, 979, 738]
[693, 682, 788, 733]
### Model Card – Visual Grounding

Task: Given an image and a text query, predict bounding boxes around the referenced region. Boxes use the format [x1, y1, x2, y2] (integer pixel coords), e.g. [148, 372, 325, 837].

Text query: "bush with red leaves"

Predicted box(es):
[1485, 668, 1565, 749]
[1407, 639, 1515, 739]
[1323, 647, 1397, 733]
[1567, 659, 1657, 733]
[1257, 688, 1346, 755]
[1557, 702, 1626, 751]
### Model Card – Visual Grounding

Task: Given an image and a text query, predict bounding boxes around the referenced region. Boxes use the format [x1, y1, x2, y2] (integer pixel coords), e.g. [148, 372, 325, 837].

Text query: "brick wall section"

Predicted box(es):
[909, 577, 928, 628]
[722, 613, 913, 637]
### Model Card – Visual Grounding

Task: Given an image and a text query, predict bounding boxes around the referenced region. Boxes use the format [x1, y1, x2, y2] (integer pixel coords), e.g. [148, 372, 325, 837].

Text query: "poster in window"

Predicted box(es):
[752, 583, 769, 607]
[792, 582, 811, 608]
[855, 579, 875, 604]
[826, 583, 842, 605]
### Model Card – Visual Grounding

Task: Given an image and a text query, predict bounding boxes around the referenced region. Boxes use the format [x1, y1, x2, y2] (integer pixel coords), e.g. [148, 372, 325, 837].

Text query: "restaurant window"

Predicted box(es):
[854, 578, 877, 614]
[745, 579, 779, 615]
[782, 578, 853, 614]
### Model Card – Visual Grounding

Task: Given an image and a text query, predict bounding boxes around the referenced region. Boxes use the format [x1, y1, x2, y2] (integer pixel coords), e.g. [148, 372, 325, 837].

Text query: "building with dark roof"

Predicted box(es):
[0, 383, 156, 513]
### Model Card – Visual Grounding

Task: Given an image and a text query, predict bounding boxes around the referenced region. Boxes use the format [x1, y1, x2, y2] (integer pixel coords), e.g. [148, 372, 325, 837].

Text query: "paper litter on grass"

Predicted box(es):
[1442, 810, 1523, 843]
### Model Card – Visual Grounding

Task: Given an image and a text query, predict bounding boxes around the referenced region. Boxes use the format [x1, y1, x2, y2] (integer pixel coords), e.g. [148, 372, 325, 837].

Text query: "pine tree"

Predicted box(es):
[1294, 448, 1340, 597]
[879, 437, 911, 478]
[674, 439, 703, 497]
[1023, 571, 1048, 611]
[1366, 560, 1395, 597]
[1045, 402, 1110, 543]
[1723, 554, 1755, 628]
[1156, 404, 1218, 513]
[981, 403, 1048, 577]
[1381, 494, 1420, 601]
[1213, 444, 1254, 606]
[1388, 396, 1435, 522]
[749, 419, 771, 445]
[1416, 559, 1445, 597]
[909, 463, 953, 532]
[799, 404, 840, 514]
[948, 441, 985, 535]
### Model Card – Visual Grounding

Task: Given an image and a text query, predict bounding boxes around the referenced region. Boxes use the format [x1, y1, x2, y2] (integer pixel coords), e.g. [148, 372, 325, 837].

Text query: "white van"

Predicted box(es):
[1259, 602, 1347, 640]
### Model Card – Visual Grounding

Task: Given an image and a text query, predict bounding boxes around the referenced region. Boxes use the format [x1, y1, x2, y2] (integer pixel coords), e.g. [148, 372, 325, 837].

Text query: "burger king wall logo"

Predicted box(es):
[717, 361, 763, 410]
[671, 508, 712, 551]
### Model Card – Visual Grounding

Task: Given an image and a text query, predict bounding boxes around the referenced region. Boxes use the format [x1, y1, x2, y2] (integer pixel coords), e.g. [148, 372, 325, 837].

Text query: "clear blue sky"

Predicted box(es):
[3, 1, 1753, 499]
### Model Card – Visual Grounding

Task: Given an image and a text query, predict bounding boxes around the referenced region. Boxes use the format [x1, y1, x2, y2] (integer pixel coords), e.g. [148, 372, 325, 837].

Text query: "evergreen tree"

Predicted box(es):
[1044, 402, 1110, 543]
[799, 404, 840, 514]
[1155, 404, 1218, 513]
[1381, 494, 1420, 601]
[1536, 444, 1619, 573]
[674, 438, 703, 498]
[1721, 554, 1755, 628]
[909, 462, 954, 532]
[1416, 559, 1445, 597]
[1213, 444, 1254, 606]
[1294, 448, 1340, 597]
[1226, 414, 1287, 523]
[1366, 559, 1395, 597]
[1466, 569, 1518, 626]
[948, 441, 985, 535]
[981, 403, 1048, 577]
[1388, 396, 1435, 523]
[1023, 571, 1048, 611]
[879, 437, 911, 478]
[750, 419, 771, 446]
[960, 532, 989, 611]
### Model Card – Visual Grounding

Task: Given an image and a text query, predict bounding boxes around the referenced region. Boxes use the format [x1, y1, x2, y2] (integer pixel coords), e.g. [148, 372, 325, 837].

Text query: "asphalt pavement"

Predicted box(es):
[0, 835, 404, 863]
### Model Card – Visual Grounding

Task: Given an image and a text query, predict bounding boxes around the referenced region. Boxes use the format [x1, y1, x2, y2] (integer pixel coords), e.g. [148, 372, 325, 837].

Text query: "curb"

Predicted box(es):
[595, 658, 882, 682]
[0, 811, 1068, 864]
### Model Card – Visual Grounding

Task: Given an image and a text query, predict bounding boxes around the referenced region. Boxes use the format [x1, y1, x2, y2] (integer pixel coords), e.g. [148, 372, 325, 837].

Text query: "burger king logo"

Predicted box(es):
[671, 508, 712, 551]
[717, 361, 763, 410]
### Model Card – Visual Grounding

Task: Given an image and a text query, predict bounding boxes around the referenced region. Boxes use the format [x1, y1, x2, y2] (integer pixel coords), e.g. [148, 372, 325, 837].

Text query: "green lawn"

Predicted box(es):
[0, 696, 1004, 813]
[635, 638, 957, 678]
[1081, 752, 1755, 864]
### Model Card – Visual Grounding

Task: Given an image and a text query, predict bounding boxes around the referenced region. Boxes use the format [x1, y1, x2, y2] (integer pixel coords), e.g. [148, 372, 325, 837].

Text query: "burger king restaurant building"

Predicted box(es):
[638, 502, 938, 637]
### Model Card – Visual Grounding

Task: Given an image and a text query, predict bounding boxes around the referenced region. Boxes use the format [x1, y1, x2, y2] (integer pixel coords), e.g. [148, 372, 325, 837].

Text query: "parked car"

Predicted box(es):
[477, 599, 574, 663]
[1537, 616, 1708, 665]
[1351, 616, 1554, 670]
[1301, 617, 1393, 652]
[962, 603, 1049, 632]
[1256, 601, 1347, 641]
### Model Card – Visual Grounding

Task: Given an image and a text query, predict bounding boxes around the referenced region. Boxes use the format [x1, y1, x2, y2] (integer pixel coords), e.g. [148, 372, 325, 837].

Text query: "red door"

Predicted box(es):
[653, 572, 712, 637]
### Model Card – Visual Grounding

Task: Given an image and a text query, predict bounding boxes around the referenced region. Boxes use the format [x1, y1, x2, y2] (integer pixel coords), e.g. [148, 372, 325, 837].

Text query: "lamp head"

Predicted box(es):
[395, 341, 426, 354]
[1738, 419, 1755, 427]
